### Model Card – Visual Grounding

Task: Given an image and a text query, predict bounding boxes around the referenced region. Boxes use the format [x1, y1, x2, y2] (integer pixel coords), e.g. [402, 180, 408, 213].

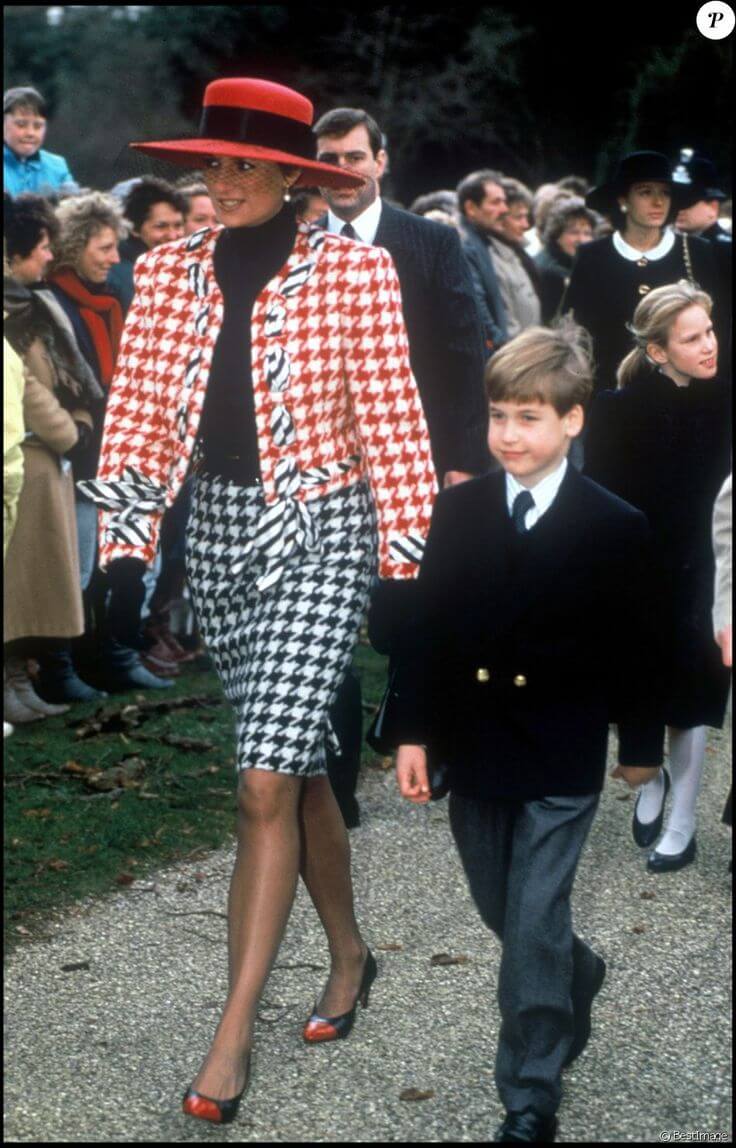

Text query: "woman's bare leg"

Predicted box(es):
[190, 769, 302, 1101]
[298, 775, 368, 1016]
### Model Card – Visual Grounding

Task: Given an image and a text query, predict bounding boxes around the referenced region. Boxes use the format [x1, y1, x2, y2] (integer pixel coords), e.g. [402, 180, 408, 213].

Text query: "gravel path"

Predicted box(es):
[4, 716, 732, 1143]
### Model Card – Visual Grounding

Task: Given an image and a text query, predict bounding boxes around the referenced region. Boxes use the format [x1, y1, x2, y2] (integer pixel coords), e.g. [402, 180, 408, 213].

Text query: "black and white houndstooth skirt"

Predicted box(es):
[186, 475, 377, 776]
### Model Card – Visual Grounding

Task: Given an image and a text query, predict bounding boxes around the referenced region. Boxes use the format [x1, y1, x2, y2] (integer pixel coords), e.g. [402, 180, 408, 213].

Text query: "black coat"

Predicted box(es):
[584, 369, 732, 728]
[534, 243, 574, 323]
[323, 203, 490, 478]
[562, 232, 721, 390]
[384, 466, 665, 801]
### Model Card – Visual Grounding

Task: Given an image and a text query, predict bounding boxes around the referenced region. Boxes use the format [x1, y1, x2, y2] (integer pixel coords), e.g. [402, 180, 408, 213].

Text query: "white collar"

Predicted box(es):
[612, 227, 676, 262]
[326, 197, 383, 245]
[506, 457, 568, 529]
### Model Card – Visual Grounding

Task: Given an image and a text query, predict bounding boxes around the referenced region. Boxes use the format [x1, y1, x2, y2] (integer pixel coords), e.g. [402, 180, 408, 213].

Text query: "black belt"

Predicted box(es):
[199, 452, 262, 486]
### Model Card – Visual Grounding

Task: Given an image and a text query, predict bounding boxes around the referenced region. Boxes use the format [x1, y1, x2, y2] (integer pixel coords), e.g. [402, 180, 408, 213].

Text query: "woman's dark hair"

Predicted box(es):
[542, 196, 598, 247]
[607, 181, 680, 233]
[501, 177, 533, 210]
[122, 177, 187, 231]
[4, 192, 60, 260]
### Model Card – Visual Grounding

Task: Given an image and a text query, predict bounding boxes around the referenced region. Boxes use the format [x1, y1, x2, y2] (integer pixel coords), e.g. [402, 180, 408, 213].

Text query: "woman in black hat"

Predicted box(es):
[79, 77, 437, 1124]
[562, 151, 721, 392]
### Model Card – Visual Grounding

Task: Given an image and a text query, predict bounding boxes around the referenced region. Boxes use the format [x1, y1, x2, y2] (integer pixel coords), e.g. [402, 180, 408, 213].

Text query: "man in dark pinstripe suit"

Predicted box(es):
[314, 107, 491, 826]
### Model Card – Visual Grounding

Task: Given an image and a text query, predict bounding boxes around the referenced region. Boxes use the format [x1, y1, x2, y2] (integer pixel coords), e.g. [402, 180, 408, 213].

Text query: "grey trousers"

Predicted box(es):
[448, 791, 600, 1116]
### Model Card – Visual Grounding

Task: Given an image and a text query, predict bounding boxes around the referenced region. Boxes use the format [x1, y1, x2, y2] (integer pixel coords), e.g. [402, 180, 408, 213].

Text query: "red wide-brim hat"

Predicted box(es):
[129, 77, 365, 190]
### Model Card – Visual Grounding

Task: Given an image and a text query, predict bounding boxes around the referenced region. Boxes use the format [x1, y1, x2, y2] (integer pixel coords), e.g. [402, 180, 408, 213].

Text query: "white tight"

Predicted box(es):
[637, 726, 707, 855]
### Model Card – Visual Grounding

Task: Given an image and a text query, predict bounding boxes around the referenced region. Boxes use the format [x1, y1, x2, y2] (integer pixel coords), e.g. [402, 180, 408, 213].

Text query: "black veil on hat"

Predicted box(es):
[122, 78, 365, 191]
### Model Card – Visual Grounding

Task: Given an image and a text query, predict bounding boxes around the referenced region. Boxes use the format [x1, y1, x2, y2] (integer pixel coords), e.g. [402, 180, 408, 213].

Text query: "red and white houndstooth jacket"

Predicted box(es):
[81, 220, 438, 580]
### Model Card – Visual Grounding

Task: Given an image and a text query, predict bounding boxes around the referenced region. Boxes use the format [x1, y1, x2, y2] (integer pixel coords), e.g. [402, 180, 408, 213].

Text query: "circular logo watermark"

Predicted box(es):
[697, 1, 735, 38]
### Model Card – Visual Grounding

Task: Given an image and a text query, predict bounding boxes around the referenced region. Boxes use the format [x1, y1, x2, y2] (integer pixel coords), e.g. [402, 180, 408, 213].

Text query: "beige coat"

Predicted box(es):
[3, 334, 89, 641]
[4, 335, 25, 559]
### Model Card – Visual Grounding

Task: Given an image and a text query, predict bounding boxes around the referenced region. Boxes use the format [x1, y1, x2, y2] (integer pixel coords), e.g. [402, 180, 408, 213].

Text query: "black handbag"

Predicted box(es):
[366, 669, 450, 801]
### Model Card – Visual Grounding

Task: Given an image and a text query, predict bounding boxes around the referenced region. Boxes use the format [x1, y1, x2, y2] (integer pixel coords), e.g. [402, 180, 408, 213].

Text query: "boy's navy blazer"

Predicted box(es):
[389, 465, 665, 801]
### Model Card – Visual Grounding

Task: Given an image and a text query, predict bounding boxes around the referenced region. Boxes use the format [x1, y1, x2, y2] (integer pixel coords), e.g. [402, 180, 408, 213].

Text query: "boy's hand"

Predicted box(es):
[396, 745, 431, 803]
[610, 764, 661, 789]
[443, 470, 474, 489]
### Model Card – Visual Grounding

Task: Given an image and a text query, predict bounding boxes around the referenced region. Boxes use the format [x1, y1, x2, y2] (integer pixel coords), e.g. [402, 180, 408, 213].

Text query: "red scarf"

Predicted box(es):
[49, 269, 124, 388]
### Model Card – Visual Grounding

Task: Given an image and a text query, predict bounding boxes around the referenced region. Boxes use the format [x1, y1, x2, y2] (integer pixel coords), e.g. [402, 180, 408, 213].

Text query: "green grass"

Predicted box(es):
[4, 642, 388, 948]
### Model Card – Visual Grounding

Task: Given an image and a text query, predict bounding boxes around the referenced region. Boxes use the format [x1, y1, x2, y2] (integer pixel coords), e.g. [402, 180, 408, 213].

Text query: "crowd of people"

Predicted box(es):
[3, 77, 732, 1142]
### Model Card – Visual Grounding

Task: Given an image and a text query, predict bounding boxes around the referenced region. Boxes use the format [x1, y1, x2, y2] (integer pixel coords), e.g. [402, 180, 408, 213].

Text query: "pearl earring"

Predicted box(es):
[284, 186, 292, 202]
[621, 205, 627, 213]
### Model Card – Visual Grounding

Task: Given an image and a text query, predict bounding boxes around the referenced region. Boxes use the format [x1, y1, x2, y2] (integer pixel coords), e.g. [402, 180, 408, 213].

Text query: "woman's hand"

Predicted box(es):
[396, 745, 431, 804]
[716, 623, 732, 668]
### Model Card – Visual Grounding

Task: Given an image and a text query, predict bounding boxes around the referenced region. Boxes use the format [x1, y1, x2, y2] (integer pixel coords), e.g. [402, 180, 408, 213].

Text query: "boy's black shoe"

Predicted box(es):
[494, 1109, 557, 1142]
[563, 955, 607, 1067]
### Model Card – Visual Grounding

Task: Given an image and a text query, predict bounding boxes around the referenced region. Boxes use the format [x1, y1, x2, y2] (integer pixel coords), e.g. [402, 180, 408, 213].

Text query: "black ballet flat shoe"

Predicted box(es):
[563, 955, 606, 1068]
[303, 949, 377, 1043]
[494, 1108, 558, 1142]
[647, 834, 696, 873]
[182, 1054, 251, 1125]
[632, 769, 670, 847]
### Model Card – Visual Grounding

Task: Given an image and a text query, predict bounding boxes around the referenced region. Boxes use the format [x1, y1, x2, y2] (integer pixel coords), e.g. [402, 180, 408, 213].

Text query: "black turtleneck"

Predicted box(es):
[198, 204, 297, 482]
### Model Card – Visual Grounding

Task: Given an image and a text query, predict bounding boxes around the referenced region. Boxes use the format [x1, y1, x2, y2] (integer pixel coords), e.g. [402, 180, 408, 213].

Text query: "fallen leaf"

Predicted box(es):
[83, 758, 146, 792]
[161, 735, 215, 752]
[63, 760, 88, 775]
[431, 953, 470, 966]
[400, 1088, 435, 1102]
[615, 794, 631, 802]
[379, 756, 394, 771]
[632, 924, 646, 934]
[24, 807, 52, 818]
[61, 960, 90, 972]
[47, 859, 70, 871]
[640, 891, 656, 900]
[16, 926, 31, 936]
[376, 942, 403, 952]
[115, 872, 135, 886]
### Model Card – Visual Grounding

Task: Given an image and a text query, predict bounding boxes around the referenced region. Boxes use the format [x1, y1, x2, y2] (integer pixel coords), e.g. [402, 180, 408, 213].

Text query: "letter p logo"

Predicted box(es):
[697, 2, 735, 38]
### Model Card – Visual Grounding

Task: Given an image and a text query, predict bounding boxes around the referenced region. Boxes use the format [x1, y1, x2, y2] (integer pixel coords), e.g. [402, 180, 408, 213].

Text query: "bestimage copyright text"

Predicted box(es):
[659, 1134, 729, 1143]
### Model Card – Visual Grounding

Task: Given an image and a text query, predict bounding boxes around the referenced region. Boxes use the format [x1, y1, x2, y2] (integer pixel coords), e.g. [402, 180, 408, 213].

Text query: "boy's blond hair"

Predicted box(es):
[485, 321, 594, 415]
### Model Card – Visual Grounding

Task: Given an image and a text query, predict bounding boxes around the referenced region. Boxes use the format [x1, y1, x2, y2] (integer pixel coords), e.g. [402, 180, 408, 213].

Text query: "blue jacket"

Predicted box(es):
[458, 218, 508, 352]
[4, 143, 77, 197]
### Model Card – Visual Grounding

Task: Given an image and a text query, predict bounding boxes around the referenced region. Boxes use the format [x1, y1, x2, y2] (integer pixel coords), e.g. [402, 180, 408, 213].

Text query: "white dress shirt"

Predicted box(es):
[612, 226, 676, 262]
[326, 196, 383, 245]
[506, 457, 568, 531]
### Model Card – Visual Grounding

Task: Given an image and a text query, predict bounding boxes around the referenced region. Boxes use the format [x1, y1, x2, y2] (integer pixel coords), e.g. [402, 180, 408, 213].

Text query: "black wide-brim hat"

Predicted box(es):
[587, 151, 701, 214]
[129, 78, 365, 190]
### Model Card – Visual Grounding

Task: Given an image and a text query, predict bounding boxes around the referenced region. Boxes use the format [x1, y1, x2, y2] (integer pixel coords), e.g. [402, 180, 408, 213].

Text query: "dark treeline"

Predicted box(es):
[4, 4, 733, 202]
